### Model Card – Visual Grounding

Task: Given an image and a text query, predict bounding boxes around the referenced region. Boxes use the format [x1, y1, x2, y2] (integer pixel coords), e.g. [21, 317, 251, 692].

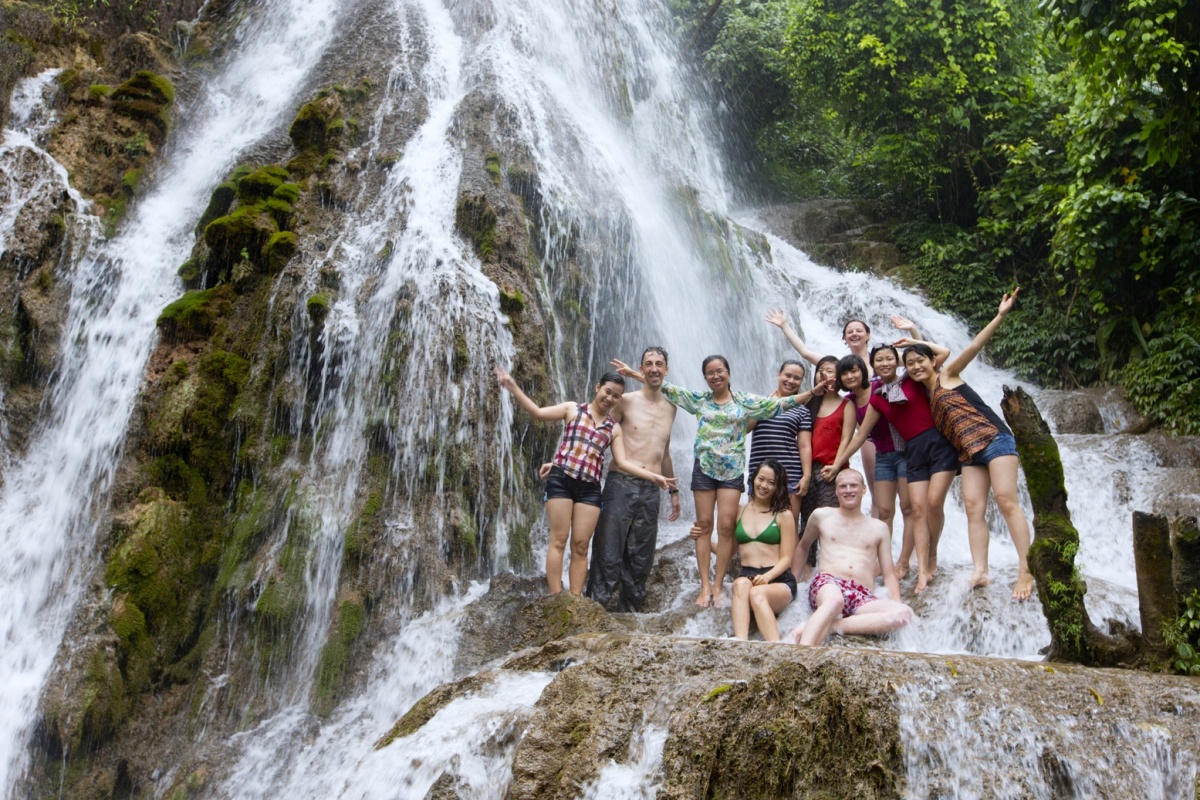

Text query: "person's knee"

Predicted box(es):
[962, 493, 987, 521]
[749, 585, 771, 609]
[993, 489, 1022, 516]
[732, 577, 752, 599]
[887, 605, 914, 630]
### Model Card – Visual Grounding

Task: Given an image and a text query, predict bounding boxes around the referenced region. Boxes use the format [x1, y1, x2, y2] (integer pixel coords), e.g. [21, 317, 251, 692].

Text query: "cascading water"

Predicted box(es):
[0, 0, 349, 791]
[4, 0, 1194, 796]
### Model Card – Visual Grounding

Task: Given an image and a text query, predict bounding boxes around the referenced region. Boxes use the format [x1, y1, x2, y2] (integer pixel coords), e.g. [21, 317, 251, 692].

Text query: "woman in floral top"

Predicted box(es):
[615, 355, 811, 607]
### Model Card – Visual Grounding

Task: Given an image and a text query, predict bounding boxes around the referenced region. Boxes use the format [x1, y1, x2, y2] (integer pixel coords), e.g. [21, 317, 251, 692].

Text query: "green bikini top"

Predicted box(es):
[735, 508, 781, 545]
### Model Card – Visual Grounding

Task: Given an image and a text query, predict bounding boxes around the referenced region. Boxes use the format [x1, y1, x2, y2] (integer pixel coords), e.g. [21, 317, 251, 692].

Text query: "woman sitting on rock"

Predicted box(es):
[494, 367, 674, 596]
[720, 459, 798, 641]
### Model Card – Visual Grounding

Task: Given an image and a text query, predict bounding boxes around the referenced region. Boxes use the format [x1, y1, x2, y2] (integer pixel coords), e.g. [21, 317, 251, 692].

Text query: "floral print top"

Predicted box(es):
[663, 384, 795, 482]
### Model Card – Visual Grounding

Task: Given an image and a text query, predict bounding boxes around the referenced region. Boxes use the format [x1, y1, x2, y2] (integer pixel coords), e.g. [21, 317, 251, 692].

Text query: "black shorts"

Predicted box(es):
[690, 459, 745, 493]
[738, 565, 798, 599]
[543, 465, 603, 507]
[905, 427, 961, 483]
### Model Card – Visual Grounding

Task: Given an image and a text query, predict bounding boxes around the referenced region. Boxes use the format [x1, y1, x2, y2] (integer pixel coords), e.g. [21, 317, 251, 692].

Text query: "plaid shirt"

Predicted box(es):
[552, 403, 615, 482]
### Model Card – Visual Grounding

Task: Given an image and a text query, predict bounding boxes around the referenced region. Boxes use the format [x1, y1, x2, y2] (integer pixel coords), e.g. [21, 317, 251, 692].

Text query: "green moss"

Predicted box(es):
[704, 683, 735, 702]
[204, 205, 279, 272]
[499, 287, 525, 316]
[236, 166, 288, 203]
[273, 182, 300, 204]
[157, 286, 232, 342]
[454, 194, 497, 261]
[88, 83, 112, 100]
[306, 292, 330, 324]
[109, 71, 175, 134]
[121, 167, 143, 195]
[196, 181, 237, 233]
[507, 523, 534, 571]
[485, 151, 502, 185]
[263, 230, 298, 272]
[177, 258, 201, 286]
[314, 596, 368, 714]
[289, 95, 342, 153]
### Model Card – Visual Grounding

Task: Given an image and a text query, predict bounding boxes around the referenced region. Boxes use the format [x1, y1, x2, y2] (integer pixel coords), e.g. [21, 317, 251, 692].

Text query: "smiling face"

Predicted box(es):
[752, 463, 778, 500]
[703, 357, 730, 393]
[839, 365, 863, 392]
[777, 363, 805, 396]
[593, 380, 625, 414]
[872, 347, 899, 381]
[640, 349, 669, 388]
[815, 360, 837, 386]
[903, 350, 934, 383]
[842, 320, 870, 350]
[835, 469, 865, 509]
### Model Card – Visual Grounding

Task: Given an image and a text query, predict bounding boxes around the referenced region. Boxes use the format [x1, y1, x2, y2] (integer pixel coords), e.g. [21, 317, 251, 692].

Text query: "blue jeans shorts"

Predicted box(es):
[968, 432, 1018, 467]
[874, 450, 907, 483]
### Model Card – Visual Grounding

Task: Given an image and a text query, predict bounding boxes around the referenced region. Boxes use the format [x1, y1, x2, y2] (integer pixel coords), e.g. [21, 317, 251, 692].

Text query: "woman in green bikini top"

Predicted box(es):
[729, 459, 797, 641]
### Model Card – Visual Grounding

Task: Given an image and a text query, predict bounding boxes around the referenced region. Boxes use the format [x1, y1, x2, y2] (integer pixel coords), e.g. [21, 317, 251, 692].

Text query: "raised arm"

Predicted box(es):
[611, 426, 677, 490]
[494, 367, 573, 421]
[890, 314, 923, 342]
[820, 405, 881, 481]
[610, 358, 645, 384]
[766, 308, 821, 366]
[941, 288, 1019, 378]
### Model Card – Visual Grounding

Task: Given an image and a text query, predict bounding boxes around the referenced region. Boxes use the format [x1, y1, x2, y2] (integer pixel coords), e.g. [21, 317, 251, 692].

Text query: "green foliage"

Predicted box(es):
[1167, 590, 1200, 675]
[1121, 316, 1200, 435]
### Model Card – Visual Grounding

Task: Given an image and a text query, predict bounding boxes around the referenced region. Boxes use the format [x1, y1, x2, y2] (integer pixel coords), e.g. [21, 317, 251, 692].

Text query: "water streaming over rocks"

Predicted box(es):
[2, 0, 1198, 796]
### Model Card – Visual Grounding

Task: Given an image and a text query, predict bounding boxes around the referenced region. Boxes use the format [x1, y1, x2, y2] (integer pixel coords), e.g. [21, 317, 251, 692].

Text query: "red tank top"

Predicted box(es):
[811, 397, 849, 464]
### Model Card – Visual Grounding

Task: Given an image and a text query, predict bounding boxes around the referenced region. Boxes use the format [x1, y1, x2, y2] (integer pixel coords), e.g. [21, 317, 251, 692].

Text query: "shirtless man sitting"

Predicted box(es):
[789, 469, 913, 646]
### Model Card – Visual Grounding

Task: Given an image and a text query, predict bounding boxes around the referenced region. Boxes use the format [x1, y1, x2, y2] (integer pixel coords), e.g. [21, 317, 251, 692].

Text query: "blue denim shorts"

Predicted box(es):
[874, 450, 907, 483]
[690, 459, 745, 493]
[968, 431, 1018, 467]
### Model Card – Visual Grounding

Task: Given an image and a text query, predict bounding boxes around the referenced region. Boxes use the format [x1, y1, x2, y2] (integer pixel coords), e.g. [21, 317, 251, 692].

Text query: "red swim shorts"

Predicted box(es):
[808, 572, 875, 617]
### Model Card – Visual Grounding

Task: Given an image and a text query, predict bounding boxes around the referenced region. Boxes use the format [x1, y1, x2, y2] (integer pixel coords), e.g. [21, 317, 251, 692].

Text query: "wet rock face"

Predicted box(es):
[398, 634, 1200, 799]
[756, 200, 903, 275]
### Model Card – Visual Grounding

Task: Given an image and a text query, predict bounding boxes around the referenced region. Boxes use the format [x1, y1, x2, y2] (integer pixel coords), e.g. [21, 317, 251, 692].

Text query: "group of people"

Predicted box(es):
[494, 289, 1033, 646]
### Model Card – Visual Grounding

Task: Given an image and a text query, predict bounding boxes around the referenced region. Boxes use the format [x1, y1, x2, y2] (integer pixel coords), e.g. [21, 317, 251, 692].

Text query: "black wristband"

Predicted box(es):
[668, 489, 679, 494]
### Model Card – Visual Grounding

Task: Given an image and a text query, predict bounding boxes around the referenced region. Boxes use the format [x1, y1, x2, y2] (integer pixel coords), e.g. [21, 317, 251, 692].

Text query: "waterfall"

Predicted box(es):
[2, 0, 1193, 796]
[0, 0, 349, 790]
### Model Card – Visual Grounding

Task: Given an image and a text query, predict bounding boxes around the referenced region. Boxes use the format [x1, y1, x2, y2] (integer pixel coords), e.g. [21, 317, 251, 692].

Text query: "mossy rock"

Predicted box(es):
[306, 292, 330, 324]
[121, 167, 143, 195]
[204, 206, 278, 271]
[289, 94, 343, 153]
[236, 166, 288, 203]
[262, 230, 298, 272]
[314, 596, 368, 714]
[454, 194, 497, 261]
[273, 182, 300, 204]
[156, 285, 233, 342]
[196, 181, 237, 233]
[88, 83, 112, 101]
[485, 151, 502, 185]
[109, 70, 174, 134]
[177, 258, 201, 287]
[499, 287, 525, 316]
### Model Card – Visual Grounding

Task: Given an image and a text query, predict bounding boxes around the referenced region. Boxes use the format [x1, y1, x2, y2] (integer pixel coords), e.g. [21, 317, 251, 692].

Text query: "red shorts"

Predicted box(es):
[808, 572, 875, 617]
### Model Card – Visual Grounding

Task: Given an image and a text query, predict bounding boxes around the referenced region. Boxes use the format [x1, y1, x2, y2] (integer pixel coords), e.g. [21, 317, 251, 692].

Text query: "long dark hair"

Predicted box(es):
[807, 354, 839, 414]
[750, 459, 791, 514]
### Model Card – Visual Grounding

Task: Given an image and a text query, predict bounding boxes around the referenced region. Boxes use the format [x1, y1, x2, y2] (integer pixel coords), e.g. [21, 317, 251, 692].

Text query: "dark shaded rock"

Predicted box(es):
[1174, 516, 1200, 601]
[1133, 511, 1175, 659]
[453, 573, 628, 673]
[757, 200, 873, 249]
[1037, 389, 1107, 434]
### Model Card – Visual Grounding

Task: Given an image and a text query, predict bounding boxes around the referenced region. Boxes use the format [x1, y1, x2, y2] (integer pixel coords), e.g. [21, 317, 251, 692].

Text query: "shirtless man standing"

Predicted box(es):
[789, 469, 913, 646]
[585, 346, 681, 611]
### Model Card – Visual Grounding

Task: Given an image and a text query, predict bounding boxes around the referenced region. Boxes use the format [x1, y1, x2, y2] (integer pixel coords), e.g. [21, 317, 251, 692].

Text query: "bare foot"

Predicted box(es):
[1012, 571, 1034, 601]
[712, 589, 729, 609]
[894, 561, 909, 580]
[829, 619, 846, 636]
[788, 623, 807, 644]
[969, 570, 991, 590]
[928, 555, 938, 578]
[915, 570, 933, 594]
[695, 588, 712, 608]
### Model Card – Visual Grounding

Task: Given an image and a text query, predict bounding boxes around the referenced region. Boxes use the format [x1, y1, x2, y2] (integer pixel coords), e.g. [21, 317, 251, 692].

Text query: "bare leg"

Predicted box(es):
[896, 477, 914, 577]
[693, 489, 716, 607]
[829, 599, 913, 635]
[925, 469, 956, 578]
[988, 455, 1034, 600]
[789, 493, 810, 581]
[862, 440, 877, 518]
[906, 480, 933, 593]
[960, 465, 993, 589]
[795, 584, 845, 646]
[749, 583, 794, 642]
[731, 577, 753, 639]
[544, 498, 575, 594]
[875, 478, 903, 577]
[566, 502, 602, 595]
[711, 488, 742, 608]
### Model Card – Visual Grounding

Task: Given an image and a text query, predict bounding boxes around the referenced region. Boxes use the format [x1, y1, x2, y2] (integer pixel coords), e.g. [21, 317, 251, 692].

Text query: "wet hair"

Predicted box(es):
[596, 372, 626, 389]
[902, 343, 936, 367]
[870, 344, 900, 368]
[836, 467, 866, 487]
[778, 359, 806, 377]
[836, 354, 870, 391]
[701, 355, 730, 375]
[842, 318, 871, 338]
[641, 346, 669, 366]
[751, 459, 791, 514]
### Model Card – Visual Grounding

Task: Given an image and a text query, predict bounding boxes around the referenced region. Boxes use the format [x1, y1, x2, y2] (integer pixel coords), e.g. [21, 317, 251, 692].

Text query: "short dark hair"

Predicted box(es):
[597, 372, 626, 389]
[779, 359, 806, 377]
[902, 343, 936, 365]
[751, 459, 792, 514]
[836, 354, 870, 391]
[641, 346, 669, 366]
[702, 355, 730, 375]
